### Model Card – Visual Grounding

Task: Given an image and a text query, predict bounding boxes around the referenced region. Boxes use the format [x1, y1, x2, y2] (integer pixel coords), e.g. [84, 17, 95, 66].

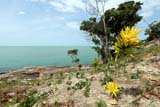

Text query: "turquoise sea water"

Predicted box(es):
[0, 46, 97, 72]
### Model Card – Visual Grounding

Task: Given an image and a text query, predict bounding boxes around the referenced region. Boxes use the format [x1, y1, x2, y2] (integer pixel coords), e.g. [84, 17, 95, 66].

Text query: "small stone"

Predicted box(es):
[42, 101, 47, 105]
[109, 99, 118, 105]
[8, 98, 13, 102]
[7, 92, 16, 97]
[148, 69, 152, 72]
[144, 94, 151, 99]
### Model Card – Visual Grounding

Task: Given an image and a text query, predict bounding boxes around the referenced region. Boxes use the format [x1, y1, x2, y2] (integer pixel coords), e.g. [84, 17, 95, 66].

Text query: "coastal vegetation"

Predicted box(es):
[80, 1, 142, 63]
[145, 21, 160, 41]
[0, 0, 160, 107]
[0, 40, 159, 106]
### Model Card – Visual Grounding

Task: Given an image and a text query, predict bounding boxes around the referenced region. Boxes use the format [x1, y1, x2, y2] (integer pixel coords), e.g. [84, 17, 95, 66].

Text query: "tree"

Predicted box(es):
[85, 0, 112, 63]
[67, 49, 80, 64]
[80, 1, 143, 63]
[145, 21, 160, 41]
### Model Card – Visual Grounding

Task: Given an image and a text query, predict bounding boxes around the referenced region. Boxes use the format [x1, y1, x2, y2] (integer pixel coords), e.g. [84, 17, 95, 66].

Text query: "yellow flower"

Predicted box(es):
[113, 26, 141, 60]
[106, 82, 120, 98]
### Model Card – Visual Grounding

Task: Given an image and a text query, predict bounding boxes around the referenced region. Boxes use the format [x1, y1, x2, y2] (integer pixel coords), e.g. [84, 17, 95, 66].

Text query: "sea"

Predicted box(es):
[0, 46, 97, 72]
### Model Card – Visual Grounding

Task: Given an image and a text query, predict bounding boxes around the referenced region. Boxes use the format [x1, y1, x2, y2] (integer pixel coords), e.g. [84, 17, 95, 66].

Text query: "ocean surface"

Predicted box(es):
[0, 46, 97, 72]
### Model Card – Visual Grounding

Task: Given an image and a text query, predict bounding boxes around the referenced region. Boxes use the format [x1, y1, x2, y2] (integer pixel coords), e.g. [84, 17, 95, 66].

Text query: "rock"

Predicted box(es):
[143, 94, 151, 99]
[7, 92, 16, 97]
[23, 72, 40, 78]
[148, 68, 153, 72]
[109, 99, 118, 105]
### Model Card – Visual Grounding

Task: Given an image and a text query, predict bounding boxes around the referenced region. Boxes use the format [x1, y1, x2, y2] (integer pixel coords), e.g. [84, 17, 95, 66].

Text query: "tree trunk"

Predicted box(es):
[101, 44, 111, 63]
[102, 15, 112, 63]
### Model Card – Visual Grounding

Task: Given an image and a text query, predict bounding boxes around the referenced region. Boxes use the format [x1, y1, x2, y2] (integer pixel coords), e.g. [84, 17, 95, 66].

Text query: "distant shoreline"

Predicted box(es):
[0, 46, 96, 73]
[0, 65, 91, 79]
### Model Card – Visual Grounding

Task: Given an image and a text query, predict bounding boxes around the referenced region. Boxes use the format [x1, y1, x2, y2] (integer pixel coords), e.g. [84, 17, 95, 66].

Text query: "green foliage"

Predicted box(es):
[53, 100, 60, 107]
[76, 71, 85, 78]
[113, 26, 141, 60]
[29, 90, 38, 95]
[80, 1, 143, 62]
[18, 95, 37, 107]
[72, 80, 87, 90]
[95, 100, 107, 107]
[67, 49, 80, 64]
[18, 89, 39, 107]
[84, 83, 91, 97]
[145, 21, 160, 41]
[131, 100, 139, 107]
[130, 73, 139, 79]
[101, 75, 113, 85]
[104, 1, 142, 36]
[67, 49, 78, 55]
[130, 70, 142, 79]
[39, 92, 49, 101]
[91, 58, 101, 68]
[145, 85, 153, 92]
[55, 73, 65, 84]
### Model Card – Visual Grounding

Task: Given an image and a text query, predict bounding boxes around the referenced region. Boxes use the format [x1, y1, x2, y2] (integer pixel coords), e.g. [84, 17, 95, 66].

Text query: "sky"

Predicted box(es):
[0, 0, 159, 46]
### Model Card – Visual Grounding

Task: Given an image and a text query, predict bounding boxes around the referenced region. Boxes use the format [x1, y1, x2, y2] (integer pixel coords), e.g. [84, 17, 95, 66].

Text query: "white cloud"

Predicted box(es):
[27, 0, 160, 18]
[26, 0, 46, 2]
[138, 0, 160, 18]
[27, 0, 85, 13]
[86, 0, 160, 18]
[48, 0, 85, 13]
[18, 11, 25, 15]
[66, 22, 79, 29]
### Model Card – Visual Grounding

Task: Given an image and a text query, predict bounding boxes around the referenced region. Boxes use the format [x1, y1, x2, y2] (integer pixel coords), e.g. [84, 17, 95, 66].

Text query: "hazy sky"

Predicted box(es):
[0, 0, 160, 46]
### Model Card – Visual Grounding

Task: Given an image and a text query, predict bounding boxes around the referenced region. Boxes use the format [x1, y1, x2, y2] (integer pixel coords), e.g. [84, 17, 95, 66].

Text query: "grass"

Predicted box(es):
[72, 80, 88, 90]
[95, 100, 107, 107]
[83, 82, 91, 97]
[100, 75, 113, 85]
[18, 95, 37, 107]
[145, 85, 154, 92]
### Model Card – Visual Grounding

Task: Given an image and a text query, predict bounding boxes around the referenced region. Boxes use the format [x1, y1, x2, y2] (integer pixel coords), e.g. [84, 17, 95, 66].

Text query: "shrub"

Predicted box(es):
[83, 83, 91, 97]
[145, 21, 160, 41]
[18, 95, 37, 107]
[67, 49, 80, 64]
[72, 80, 87, 90]
[113, 26, 141, 60]
[95, 100, 107, 107]
[92, 58, 101, 68]
[145, 85, 153, 92]
[101, 75, 113, 85]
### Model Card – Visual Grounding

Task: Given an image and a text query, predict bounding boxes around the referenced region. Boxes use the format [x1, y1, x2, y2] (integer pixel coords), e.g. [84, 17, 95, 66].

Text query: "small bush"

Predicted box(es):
[131, 100, 139, 107]
[113, 26, 141, 60]
[145, 85, 153, 92]
[76, 71, 85, 78]
[72, 80, 87, 90]
[18, 95, 37, 107]
[101, 75, 113, 85]
[95, 100, 107, 107]
[145, 21, 160, 41]
[84, 83, 91, 97]
[130, 73, 139, 79]
[92, 58, 101, 68]
[130, 70, 142, 79]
